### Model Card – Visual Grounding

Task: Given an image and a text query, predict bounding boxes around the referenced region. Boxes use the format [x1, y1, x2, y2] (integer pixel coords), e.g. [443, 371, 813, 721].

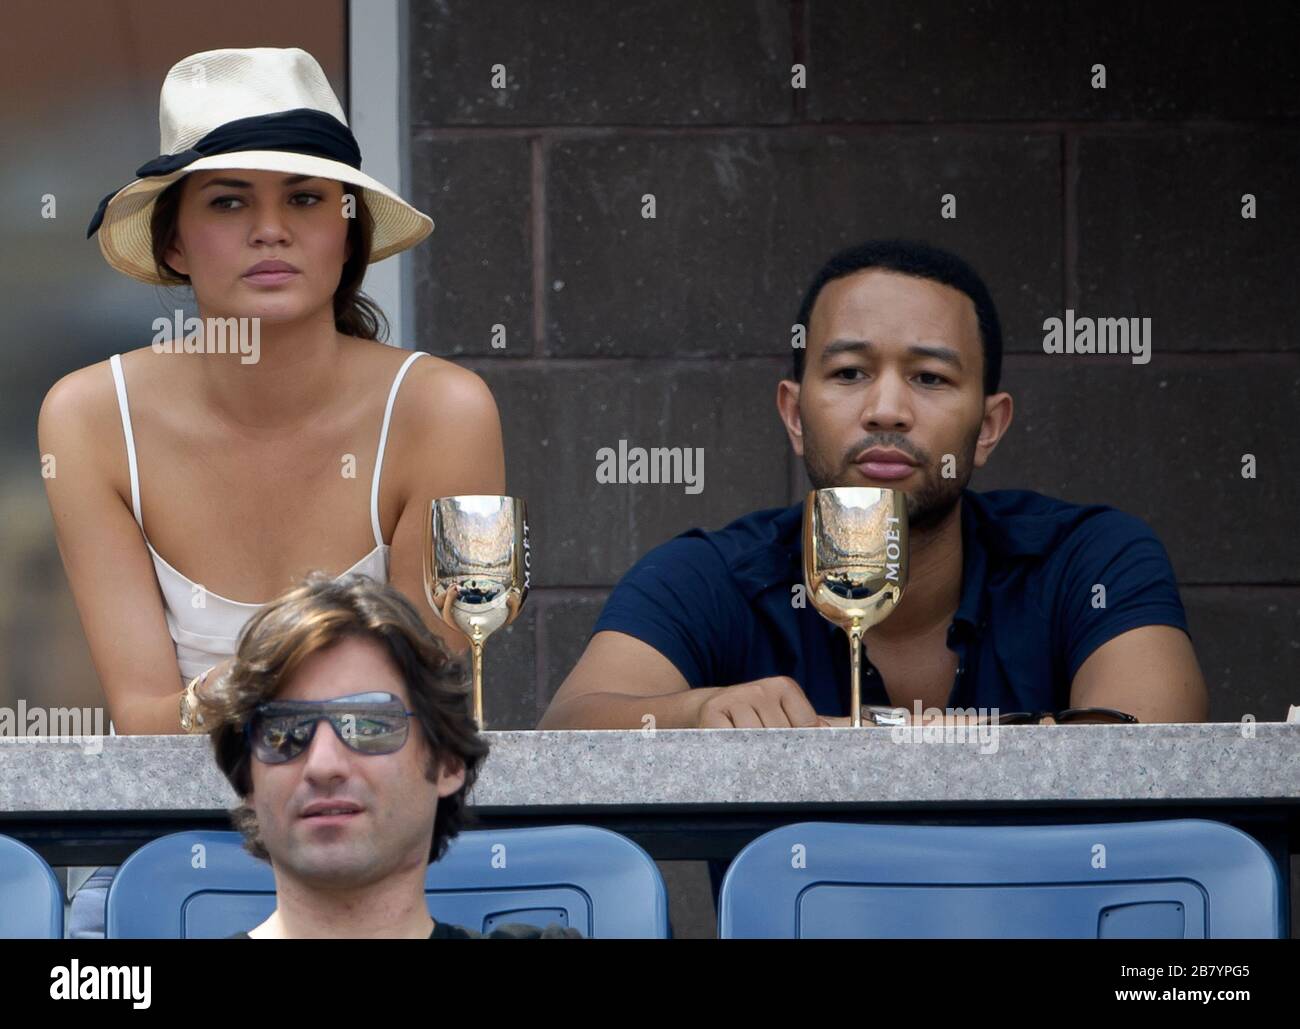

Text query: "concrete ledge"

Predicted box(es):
[1, 723, 1297, 813]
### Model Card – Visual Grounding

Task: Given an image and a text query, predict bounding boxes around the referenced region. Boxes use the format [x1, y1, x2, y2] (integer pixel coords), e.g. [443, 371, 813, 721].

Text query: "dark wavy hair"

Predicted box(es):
[149, 175, 390, 341]
[792, 238, 1003, 395]
[202, 571, 488, 864]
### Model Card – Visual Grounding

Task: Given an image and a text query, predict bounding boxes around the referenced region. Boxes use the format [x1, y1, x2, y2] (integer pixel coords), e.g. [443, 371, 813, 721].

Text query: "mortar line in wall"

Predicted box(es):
[1000, 351, 1300, 362]
[531, 136, 547, 357]
[451, 352, 1298, 372]
[410, 120, 1292, 140]
[1063, 129, 1078, 311]
[791, 0, 809, 123]
[456, 356, 791, 370]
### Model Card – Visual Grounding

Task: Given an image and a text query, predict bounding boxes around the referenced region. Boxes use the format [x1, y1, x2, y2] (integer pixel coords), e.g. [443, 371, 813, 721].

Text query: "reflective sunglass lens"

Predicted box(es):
[340, 714, 408, 754]
[251, 709, 410, 761]
[254, 716, 316, 762]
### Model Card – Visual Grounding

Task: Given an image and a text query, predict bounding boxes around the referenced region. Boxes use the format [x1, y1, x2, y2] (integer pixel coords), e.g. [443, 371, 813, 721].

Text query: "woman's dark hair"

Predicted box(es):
[149, 176, 390, 341]
[792, 238, 1003, 395]
[202, 571, 489, 864]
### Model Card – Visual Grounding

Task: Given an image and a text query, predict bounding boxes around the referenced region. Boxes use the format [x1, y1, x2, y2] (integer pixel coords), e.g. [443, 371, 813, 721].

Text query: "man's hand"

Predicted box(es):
[696, 676, 827, 728]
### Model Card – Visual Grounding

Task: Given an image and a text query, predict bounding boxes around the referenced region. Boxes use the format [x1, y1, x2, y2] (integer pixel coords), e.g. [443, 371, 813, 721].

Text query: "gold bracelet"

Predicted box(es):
[179, 669, 211, 733]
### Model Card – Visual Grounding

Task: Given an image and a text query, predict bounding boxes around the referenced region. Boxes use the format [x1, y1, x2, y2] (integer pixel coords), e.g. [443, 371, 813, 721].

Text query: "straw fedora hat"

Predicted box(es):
[87, 47, 433, 285]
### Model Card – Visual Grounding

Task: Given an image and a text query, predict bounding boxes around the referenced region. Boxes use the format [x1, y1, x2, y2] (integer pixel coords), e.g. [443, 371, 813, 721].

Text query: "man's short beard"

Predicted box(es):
[899, 467, 965, 531]
[802, 426, 980, 532]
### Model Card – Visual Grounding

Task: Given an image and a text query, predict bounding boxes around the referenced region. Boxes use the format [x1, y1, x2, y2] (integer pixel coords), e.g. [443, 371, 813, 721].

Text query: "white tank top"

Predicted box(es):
[108, 349, 428, 689]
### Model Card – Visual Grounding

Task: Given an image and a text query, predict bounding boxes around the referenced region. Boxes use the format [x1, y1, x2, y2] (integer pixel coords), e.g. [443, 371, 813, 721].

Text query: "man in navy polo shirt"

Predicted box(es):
[539, 239, 1207, 732]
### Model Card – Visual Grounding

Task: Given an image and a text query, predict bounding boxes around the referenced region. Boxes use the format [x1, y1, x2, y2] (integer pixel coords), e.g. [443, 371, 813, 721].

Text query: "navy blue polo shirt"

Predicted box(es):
[590, 487, 1191, 717]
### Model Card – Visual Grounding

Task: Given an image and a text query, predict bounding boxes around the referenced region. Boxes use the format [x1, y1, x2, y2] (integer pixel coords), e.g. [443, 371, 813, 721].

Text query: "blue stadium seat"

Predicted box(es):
[0, 834, 64, 938]
[718, 819, 1284, 938]
[107, 825, 668, 938]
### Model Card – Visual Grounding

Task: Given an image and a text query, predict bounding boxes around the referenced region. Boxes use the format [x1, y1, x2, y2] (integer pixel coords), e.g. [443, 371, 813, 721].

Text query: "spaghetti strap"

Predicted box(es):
[370, 350, 429, 548]
[108, 354, 143, 530]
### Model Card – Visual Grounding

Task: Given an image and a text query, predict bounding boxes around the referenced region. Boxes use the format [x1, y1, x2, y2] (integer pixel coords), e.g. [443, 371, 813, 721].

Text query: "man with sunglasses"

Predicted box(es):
[202, 572, 581, 939]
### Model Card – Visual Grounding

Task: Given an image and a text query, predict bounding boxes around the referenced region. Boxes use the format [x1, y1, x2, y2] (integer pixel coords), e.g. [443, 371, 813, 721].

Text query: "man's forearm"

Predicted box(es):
[538, 687, 720, 730]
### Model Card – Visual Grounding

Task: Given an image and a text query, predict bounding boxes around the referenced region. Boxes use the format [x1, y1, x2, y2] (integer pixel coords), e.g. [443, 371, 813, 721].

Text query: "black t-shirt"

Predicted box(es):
[227, 921, 582, 939]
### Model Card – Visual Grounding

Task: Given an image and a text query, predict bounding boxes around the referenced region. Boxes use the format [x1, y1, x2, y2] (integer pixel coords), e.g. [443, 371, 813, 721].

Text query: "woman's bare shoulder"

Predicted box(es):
[355, 342, 502, 474]
[37, 348, 170, 497]
[40, 347, 171, 428]
[401, 349, 497, 426]
[39, 355, 120, 441]
[348, 339, 494, 409]
[345, 337, 458, 373]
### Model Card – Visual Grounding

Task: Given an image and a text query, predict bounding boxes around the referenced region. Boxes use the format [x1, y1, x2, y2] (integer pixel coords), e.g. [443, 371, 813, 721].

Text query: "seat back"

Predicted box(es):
[108, 825, 668, 938]
[718, 819, 1284, 938]
[0, 834, 64, 938]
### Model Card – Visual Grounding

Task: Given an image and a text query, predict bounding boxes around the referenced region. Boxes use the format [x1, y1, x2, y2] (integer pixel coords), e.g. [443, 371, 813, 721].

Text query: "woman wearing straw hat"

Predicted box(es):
[39, 47, 503, 739]
[41, 46, 506, 939]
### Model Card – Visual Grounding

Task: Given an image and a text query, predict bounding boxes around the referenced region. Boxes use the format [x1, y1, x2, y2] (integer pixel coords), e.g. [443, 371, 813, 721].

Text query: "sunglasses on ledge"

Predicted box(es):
[990, 707, 1138, 725]
[245, 691, 417, 764]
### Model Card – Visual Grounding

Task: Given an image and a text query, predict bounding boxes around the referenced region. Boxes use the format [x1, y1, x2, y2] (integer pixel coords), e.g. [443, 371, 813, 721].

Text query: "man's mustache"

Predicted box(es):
[844, 439, 927, 466]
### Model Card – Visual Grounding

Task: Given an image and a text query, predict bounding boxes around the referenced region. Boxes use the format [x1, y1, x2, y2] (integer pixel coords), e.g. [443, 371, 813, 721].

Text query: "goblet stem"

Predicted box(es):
[849, 620, 864, 727]
[471, 631, 486, 729]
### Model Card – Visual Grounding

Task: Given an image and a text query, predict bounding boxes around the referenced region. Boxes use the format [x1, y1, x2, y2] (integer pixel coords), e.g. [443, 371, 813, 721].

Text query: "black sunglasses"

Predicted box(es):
[245, 691, 417, 764]
[990, 707, 1138, 725]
